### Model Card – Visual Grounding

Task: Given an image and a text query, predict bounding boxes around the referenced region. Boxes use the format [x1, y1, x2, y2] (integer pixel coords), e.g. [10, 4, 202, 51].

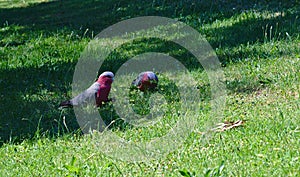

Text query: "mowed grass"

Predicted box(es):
[0, 0, 299, 176]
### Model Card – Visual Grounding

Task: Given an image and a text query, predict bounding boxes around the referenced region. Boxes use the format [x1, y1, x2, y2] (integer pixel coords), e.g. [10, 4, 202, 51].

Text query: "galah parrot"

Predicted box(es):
[132, 71, 158, 91]
[59, 71, 114, 108]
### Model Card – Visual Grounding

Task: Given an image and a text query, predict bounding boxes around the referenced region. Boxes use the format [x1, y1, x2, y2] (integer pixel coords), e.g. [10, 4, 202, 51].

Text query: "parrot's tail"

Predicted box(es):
[59, 100, 73, 109]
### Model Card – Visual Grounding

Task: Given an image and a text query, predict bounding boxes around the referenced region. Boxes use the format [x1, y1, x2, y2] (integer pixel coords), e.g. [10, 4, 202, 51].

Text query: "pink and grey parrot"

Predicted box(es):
[59, 71, 114, 108]
[132, 71, 158, 91]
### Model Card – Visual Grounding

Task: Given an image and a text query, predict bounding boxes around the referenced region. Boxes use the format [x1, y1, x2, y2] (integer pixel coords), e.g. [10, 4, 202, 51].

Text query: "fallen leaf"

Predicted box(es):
[212, 120, 246, 132]
[256, 154, 265, 158]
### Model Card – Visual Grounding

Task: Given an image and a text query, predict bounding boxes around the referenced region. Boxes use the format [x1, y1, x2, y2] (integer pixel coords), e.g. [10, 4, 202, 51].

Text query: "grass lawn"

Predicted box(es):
[0, 0, 299, 176]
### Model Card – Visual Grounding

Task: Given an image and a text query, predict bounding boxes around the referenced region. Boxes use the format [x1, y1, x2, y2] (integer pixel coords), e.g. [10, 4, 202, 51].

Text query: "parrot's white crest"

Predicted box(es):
[99, 71, 114, 78]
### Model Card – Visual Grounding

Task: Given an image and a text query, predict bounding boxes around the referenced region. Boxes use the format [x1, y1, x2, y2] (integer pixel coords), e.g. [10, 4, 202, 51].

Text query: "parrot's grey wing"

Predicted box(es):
[145, 72, 158, 82]
[132, 72, 145, 86]
[70, 82, 100, 106]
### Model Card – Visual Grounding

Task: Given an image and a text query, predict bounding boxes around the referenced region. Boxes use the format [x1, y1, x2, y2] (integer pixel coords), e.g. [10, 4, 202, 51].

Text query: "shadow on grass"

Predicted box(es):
[0, 1, 298, 69]
[226, 79, 271, 94]
[0, 58, 186, 145]
[0, 61, 82, 145]
[98, 37, 203, 74]
[0, 0, 298, 44]
[0, 0, 299, 144]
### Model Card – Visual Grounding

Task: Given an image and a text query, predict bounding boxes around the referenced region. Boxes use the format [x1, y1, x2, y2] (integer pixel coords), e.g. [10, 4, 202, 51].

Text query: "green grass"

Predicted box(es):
[0, 0, 299, 176]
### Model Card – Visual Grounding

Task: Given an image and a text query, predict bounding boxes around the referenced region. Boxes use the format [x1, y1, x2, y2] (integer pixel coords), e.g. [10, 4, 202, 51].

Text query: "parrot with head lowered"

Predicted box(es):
[59, 71, 114, 108]
[129, 71, 159, 115]
[132, 71, 158, 91]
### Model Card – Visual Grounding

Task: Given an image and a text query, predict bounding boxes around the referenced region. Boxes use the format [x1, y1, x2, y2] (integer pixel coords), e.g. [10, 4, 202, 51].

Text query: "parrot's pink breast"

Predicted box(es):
[96, 77, 113, 107]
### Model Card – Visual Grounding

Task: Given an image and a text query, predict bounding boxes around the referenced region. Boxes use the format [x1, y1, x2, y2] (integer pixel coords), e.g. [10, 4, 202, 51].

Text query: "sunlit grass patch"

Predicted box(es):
[0, 0, 53, 9]
[0, 0, 299, 176]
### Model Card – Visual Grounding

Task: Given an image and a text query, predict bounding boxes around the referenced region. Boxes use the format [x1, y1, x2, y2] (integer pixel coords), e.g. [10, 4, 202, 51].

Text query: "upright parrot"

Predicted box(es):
[59, 71, 114, 108]
[132, 71, 158, 91]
